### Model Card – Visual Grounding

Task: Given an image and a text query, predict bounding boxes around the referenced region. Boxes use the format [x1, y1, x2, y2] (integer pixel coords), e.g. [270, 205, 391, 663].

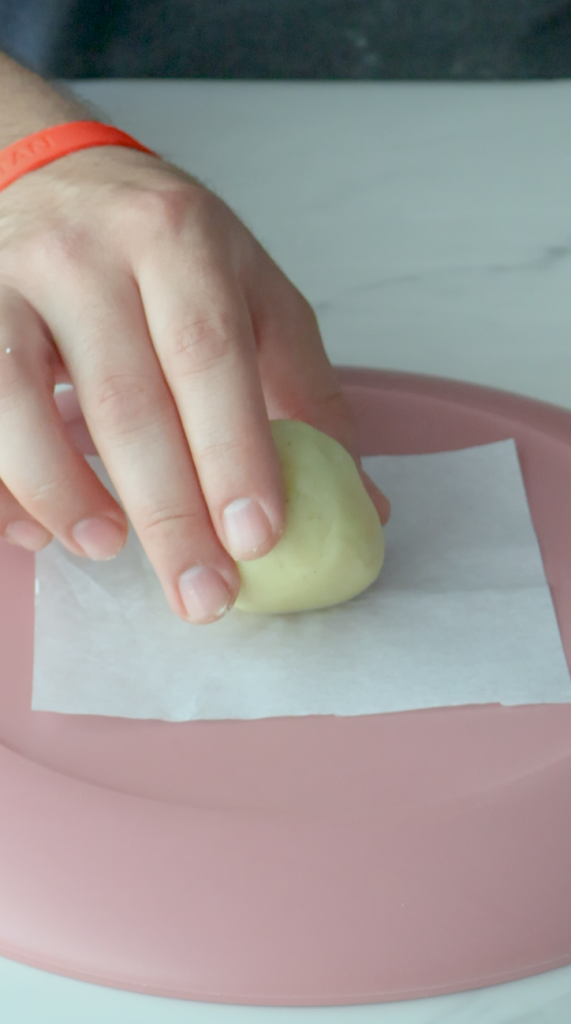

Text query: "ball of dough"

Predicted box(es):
[235, 420, 384, 614]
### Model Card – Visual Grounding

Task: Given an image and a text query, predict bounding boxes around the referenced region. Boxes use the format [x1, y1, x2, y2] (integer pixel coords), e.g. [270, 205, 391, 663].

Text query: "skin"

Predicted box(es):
[0, 51, 390, 625]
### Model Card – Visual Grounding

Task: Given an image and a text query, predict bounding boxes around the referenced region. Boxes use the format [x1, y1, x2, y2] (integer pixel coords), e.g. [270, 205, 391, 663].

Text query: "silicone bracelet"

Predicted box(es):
[0, 121, 157, 192]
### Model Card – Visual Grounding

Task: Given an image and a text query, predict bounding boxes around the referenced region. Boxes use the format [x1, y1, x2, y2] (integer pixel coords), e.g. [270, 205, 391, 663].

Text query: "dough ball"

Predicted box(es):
[235, 419, 384, 614]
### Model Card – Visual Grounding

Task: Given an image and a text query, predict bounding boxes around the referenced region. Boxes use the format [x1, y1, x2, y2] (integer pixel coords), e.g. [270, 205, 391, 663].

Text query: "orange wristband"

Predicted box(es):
[0, 120, 157, 192]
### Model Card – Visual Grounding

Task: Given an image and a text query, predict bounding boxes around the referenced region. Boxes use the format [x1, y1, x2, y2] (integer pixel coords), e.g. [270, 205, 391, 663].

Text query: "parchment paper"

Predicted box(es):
[32, 440, 571, 719]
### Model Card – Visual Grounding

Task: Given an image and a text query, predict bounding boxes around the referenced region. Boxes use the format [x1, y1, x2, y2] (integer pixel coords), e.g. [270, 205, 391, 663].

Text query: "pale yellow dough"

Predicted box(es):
[235, 420, 384, 614]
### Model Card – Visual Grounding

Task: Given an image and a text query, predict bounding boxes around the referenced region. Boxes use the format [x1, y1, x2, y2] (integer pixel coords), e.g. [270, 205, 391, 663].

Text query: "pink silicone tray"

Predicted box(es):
[1, 368, 571, 1006]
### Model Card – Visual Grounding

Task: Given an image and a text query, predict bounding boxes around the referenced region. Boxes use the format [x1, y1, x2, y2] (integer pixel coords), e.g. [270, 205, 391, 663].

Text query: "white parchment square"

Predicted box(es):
[32, 440, 571, 719]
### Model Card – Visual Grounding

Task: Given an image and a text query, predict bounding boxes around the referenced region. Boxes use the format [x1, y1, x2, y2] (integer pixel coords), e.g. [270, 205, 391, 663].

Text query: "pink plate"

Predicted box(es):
[1, 368, 571, 1006]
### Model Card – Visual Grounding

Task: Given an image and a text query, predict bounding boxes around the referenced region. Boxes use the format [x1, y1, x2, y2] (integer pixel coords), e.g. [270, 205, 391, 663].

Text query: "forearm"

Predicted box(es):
[0, 50, 92, 148]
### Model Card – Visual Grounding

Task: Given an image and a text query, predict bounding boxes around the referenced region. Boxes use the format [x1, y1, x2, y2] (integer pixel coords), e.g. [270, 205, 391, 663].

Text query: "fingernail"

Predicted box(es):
[178, 565, 232, 624]
[4, 520, 52, 551]
[222, 497, 273, 560]
[72, 516, 126, 560]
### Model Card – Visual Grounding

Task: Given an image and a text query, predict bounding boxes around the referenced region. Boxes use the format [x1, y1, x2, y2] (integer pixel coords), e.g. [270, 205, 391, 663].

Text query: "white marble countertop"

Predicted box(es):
[75, 79, 571, 411]
[4, 79, 571, 1022]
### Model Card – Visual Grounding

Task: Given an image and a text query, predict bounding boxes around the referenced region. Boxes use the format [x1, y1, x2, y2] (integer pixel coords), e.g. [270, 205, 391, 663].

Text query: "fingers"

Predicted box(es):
[245, 249, 391, 525]
[1, 176, 388, 633]
[0, 475, 52, 551]
[0, 286, 128, 559]
[135, 213, 284, 567]
[36, 267, 242, 624]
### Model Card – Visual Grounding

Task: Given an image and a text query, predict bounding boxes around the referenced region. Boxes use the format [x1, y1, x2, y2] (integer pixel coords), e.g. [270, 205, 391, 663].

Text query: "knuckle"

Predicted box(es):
[33, 224, 89, 274]
[166, 317, 234, 377]
[138, 503, 205, 546]
[28, 476, 64, 507]
[20, 471, 70, 517]
[125, 185, 195, 238]
[89, 372, 161, 434]
[195, 436, 244, 471]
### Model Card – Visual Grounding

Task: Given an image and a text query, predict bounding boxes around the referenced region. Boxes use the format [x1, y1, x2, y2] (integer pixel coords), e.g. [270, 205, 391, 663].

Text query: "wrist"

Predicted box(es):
[0, 52, 93, 150]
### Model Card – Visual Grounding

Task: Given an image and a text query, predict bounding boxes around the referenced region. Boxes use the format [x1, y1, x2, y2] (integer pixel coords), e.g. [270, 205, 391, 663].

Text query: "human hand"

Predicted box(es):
[0, 144, 389, 623]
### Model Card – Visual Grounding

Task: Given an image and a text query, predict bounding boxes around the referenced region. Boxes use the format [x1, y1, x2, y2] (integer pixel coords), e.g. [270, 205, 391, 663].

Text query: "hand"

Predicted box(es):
[0, 144, 389, 623]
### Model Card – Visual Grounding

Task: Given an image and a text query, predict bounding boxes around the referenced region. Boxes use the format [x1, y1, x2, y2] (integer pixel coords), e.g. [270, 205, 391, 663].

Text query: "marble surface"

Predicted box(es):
[74, 79, 571, 411]
[4, 79, 571, 1021]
